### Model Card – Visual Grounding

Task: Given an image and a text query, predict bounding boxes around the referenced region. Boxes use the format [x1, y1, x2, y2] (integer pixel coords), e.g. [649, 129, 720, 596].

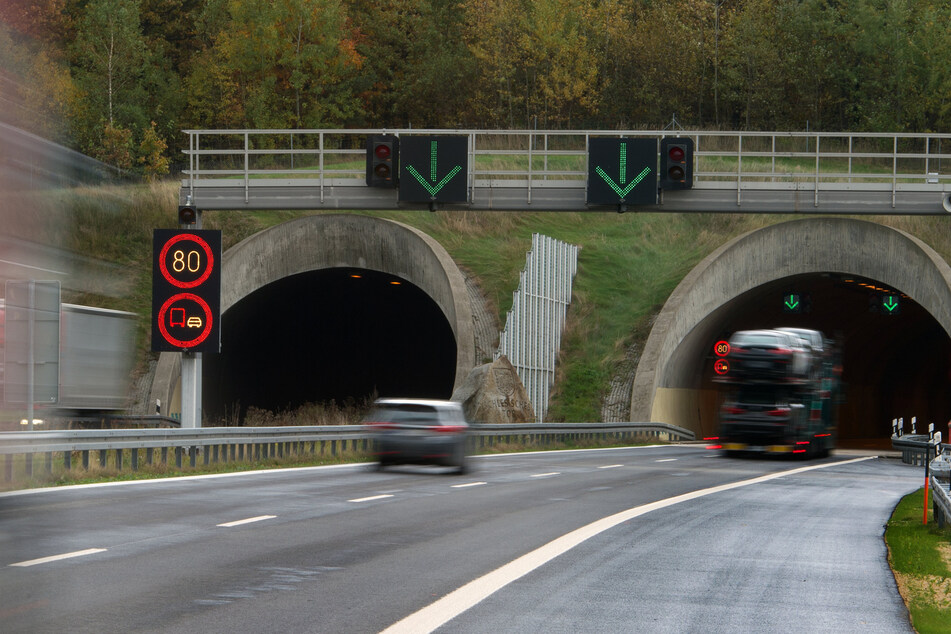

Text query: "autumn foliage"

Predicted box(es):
[2, 0, 951, 171]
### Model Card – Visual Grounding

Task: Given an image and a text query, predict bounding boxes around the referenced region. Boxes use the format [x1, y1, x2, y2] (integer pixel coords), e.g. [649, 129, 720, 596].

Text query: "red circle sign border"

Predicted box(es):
[157, 293, 213, 349]
[159, 233, 215, 289]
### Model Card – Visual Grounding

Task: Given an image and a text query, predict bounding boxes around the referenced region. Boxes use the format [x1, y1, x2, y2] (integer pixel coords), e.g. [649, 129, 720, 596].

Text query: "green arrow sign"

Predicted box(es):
[784, 295, 800, 311]
[405, 141, 462, 197]
[883, 295, 900, 313]
[399, 135, 468, 203]
[587, 137, 657, 205]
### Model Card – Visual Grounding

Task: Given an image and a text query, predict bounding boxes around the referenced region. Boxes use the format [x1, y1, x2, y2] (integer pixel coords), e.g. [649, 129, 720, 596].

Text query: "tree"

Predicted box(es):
[71, 0, 148, 127]
[138, 120, 169, 180]
[185, 0, 363, 130]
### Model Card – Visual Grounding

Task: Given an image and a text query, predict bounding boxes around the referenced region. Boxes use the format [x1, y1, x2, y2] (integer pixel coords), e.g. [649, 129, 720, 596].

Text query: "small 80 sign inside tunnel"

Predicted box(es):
[152, 229, 221, 352]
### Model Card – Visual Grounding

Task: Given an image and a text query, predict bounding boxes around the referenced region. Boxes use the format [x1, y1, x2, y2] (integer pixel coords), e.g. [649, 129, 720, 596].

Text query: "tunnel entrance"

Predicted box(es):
[689, 273, 951, 447]
[202, 267, 457, 422]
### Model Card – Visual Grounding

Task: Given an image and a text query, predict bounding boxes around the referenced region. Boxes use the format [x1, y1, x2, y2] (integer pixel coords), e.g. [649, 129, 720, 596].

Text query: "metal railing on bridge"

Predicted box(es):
[179, 129, 951, 214]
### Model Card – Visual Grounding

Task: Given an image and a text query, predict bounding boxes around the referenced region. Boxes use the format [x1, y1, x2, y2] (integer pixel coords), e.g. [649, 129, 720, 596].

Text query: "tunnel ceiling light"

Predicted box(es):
[390, 281, 401, 285]
[350, 274, 362, 279]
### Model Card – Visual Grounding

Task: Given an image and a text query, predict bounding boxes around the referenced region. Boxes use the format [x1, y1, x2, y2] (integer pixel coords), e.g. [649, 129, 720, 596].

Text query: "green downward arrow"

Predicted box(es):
[595, 142, 651, 198]
[405, 140, 462, 197]
[785, 295, 800, 310]
[883, 296, 899, 313]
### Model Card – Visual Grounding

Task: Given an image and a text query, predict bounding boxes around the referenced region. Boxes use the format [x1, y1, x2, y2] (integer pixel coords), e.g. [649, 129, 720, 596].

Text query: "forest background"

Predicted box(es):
[2, 0, 951, 175]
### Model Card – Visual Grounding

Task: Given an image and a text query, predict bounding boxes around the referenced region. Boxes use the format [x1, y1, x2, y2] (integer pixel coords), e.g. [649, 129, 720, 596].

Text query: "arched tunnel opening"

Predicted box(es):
[202, 267, 457, 423]
[681, 273, 951, 448]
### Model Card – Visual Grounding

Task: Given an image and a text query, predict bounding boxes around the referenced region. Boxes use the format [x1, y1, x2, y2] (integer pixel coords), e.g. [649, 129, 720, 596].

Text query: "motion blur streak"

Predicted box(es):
[379, 456, 875, 634]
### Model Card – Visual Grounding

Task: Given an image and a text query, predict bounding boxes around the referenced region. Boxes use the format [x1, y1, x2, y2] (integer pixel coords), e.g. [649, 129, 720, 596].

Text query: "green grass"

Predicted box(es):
[885, 488, 951, 633]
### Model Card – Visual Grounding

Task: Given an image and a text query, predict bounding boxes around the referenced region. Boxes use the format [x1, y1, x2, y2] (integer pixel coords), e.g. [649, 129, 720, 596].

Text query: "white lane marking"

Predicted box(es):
[451, 482, 487, 489]
[10, 548, 107, 568]
[530, 472, 560, 478]
[379, 456, 876, 634]
[349, 494, 394, 503]
[655, 458, 678, 463]
[598, 464, 623, 469]
[217, 515, 276, 528]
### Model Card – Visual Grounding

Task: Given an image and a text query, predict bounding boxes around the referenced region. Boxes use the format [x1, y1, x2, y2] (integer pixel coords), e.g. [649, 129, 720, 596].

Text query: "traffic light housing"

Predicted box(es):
[178, 205, 198, 225]
[660, 137, 694, 189]
[366, 135, 399, 187]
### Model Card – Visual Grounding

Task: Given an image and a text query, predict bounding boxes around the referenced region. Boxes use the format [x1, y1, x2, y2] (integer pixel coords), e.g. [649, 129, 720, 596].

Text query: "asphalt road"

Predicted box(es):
[0, 445, 920, 633]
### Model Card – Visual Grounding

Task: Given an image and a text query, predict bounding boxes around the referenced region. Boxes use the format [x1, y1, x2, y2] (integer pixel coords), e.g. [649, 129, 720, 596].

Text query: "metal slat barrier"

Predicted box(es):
[0, 422, 694, 483]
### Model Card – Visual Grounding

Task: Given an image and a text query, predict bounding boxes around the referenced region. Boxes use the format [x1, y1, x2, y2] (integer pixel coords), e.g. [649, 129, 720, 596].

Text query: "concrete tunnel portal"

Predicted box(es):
[633, 217, 951, 448]
[150, 214, 475, 424]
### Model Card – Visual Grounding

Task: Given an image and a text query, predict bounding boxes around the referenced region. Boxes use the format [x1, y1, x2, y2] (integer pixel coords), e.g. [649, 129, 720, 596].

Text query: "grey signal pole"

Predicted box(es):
[180, 209, 202, 429]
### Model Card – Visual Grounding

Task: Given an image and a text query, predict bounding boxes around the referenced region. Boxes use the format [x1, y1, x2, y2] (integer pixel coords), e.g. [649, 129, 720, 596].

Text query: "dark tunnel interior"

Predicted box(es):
[699, 273, 951, 448]
[202, 268, 457, 423]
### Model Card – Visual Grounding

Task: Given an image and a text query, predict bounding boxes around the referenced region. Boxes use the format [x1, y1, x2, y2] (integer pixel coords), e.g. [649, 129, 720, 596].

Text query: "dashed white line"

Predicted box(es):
[217, 515, 276, 528]
[598, 464, 623, 469]
[451, 482, 487, 489]
[349, 494, 395, 503]
[10, 548, 107, 568]
[530, 472, 561, 478]
[655, 458, 678, 463]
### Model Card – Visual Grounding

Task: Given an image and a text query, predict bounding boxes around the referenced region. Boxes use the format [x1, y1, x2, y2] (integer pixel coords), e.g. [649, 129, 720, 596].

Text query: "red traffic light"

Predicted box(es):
[660, 138, 693, 190]
[366, 135, 399, 187]
[178, 205, 197, 225]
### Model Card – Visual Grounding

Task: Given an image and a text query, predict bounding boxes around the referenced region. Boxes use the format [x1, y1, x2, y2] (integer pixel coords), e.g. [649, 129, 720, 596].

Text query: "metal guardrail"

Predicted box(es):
[932, 475, 951, 529]
[0, 422, 695, 482]
[179, 129, 951, 214]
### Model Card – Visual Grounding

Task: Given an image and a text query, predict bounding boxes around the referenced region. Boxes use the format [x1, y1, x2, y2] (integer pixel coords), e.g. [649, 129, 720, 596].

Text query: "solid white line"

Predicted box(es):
[598, 464, 623, 469]
[655, 458, 678, 463]
[349, 494, 394, 503]
[451, 482, 487, 489]
[530, 472, 560, 478]
[379, 456, 875, 634]
[10, 548, 107, 568]
[217, 515, 276, 528]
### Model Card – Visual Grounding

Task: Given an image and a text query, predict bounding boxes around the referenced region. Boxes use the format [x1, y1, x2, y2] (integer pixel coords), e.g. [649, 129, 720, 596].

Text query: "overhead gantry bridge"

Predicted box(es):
[179, 129, 951, 215]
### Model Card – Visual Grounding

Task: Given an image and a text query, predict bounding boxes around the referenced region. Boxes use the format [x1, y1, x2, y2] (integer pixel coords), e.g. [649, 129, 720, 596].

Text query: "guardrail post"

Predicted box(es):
[176, 447, 183, 469]
[146, 448, 153, 466]
[161, 447, 168, 465]
[99, 450, 107, 468]
[64, 451, 71, 471]
[45, 452, 52, 474]
[82, 450, 89, 470]
[190, 447, 197, 468]
[116, 449, 123, 471]
[131, 449, 138, 472]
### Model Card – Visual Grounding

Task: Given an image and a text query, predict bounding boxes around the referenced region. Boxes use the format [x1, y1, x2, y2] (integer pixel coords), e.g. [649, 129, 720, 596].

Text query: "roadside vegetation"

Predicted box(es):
[886, 488, 951, 633]
[5, 1, 951, 176]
